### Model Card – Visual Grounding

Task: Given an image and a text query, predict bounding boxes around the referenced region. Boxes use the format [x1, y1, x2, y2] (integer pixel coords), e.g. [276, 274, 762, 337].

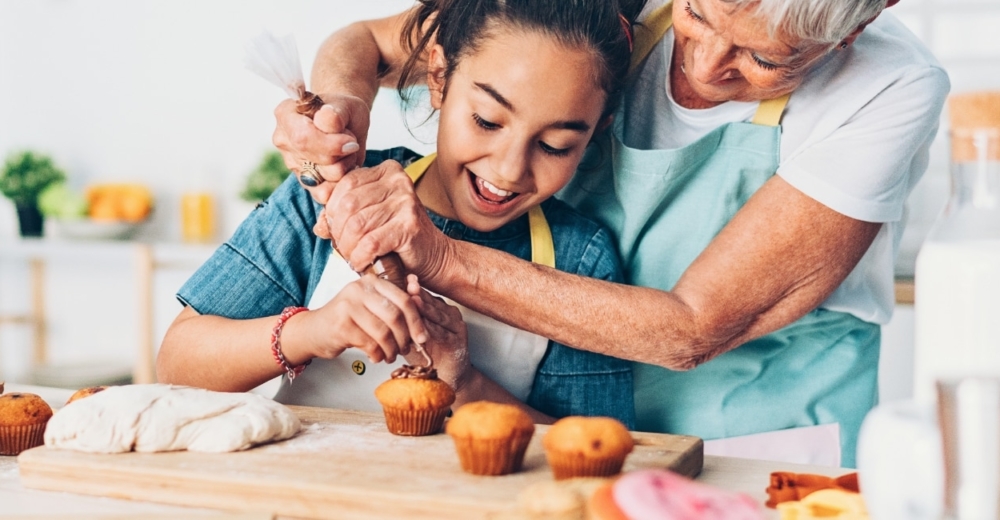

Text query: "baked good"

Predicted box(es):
[541, 416, 633, 480]
[0, 387, 54, 455]
[65, 385, 108, 405]
[775, 489, 868, 520]
[446, 401, 535, 475]
[374, 375, 455, 436]
[587, 469, 765, 520]
[513, 477, 608, 519]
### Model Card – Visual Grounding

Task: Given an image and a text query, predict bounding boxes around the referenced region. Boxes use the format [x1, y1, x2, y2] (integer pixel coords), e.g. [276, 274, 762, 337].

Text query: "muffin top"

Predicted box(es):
[542, 417, 634, 458]
[66, 386, 109, 405]
[0, 392, 54, 427]
[374, 377, 455, 410]
[446, 401, 535, 439]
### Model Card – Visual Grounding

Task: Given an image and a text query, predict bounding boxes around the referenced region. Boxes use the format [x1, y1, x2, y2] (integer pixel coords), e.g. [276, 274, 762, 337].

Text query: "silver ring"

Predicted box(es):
[299, 161, 321, 188]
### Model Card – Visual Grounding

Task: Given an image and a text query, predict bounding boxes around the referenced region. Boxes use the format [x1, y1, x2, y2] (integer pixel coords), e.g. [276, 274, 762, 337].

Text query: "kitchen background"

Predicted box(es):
[0, 0, 997, 397]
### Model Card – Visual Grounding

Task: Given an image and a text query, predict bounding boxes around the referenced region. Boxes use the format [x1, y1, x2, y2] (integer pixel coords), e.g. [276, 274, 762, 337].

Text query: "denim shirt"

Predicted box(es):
[178, 147, 635, 427]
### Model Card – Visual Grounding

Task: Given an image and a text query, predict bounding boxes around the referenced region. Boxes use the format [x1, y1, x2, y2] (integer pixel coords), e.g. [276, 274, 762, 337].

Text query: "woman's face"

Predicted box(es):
[672, 0, 834, 106]
[422, 29, 607, 232]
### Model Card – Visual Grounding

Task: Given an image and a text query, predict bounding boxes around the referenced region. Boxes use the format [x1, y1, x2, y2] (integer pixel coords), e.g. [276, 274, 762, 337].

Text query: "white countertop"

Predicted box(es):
[1, 384, 850, 519]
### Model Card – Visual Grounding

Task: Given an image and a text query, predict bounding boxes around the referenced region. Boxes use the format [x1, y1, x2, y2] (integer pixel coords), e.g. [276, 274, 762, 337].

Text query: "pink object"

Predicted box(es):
[612, 469, 765, 520]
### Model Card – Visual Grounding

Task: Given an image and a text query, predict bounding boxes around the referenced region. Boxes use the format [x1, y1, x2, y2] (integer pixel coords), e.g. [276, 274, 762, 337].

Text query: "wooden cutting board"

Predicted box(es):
[18, 406, 702, 519]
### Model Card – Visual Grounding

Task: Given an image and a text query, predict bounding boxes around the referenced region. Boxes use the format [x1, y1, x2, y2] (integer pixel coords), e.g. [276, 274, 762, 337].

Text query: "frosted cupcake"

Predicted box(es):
[374, 358, 454, 436]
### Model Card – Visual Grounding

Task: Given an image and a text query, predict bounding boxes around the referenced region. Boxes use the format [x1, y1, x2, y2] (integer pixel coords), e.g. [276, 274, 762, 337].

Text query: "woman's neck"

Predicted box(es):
[413, 159, 459, 221]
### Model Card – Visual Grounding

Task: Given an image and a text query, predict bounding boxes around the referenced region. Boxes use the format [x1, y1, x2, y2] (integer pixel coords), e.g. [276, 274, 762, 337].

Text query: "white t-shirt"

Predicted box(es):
[621, 5, 950, 324]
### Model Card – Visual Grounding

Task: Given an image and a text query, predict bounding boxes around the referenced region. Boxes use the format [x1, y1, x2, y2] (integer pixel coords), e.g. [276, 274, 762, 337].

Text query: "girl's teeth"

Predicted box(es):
[481, 179, 513, 197]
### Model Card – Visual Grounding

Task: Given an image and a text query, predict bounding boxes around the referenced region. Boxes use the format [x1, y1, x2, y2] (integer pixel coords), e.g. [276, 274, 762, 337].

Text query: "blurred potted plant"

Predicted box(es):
[0, 151, 66, 237]
[242, 150, 291, 203]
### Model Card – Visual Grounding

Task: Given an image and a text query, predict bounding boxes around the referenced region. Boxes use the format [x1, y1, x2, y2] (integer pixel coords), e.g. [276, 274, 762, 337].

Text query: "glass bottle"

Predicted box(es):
[914, 124, 1000, 404]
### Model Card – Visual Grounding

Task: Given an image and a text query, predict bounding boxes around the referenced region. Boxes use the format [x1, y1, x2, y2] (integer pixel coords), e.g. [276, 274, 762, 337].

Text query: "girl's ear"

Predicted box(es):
[426, 44, 447, 110]
[597, 114, 614, 133]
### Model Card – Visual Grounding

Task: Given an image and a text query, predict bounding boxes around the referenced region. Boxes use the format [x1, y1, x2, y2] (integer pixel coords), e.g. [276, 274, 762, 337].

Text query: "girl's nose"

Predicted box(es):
[488, 139, 531, 185]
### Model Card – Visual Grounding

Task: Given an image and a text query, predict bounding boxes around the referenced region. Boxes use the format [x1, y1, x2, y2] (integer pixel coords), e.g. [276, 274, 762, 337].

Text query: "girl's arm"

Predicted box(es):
[157, 274, 424, 391]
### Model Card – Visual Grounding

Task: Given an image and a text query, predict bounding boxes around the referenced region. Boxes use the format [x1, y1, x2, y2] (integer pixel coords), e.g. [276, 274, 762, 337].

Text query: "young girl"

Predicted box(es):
[157, 0, 644, 426]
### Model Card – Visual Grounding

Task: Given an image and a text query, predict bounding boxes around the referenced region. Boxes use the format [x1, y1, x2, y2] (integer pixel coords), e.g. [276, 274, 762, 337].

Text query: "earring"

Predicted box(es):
[840, 41, 849, 49]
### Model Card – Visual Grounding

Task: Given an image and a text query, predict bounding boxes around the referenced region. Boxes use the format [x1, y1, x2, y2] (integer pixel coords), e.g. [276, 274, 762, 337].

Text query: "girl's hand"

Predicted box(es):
[323, 161, 455, 284]
[272, 95, 371, 192]
[404, 275, 472, 391]
[284, 273, 424, 365]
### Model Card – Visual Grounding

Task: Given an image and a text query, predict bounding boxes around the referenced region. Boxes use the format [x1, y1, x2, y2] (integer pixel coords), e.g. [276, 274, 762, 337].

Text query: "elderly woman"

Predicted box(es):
[271, 0, 948, 467]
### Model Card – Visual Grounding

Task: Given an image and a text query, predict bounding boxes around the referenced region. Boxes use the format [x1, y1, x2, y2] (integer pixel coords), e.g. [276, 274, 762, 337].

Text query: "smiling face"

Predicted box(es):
[671, 0, 837, 108]
[417, 28, 607, 232]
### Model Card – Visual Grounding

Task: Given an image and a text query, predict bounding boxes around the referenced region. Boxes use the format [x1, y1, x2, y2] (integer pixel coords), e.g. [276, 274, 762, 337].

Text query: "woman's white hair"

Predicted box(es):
[722, 0, 888, 45]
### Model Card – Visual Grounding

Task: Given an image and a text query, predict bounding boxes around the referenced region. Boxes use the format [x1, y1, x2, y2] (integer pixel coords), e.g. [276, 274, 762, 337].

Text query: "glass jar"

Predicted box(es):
[914, 127, 1000, 403]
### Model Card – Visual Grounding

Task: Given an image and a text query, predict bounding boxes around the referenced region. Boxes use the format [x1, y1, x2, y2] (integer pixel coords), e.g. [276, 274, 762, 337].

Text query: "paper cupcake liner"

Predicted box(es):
[451, 431, 534, 476]
[0, 422, 47, 456]
[545, 450, 626, 480]
[381, 407, 449, 436]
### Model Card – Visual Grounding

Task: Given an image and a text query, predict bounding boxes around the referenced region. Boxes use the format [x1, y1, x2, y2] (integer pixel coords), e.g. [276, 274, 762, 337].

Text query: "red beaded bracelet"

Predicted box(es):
[271, 306, 310, 381]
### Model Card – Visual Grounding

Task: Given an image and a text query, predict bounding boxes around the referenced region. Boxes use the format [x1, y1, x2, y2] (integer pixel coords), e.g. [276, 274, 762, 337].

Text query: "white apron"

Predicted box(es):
[273, 154, 555, 411]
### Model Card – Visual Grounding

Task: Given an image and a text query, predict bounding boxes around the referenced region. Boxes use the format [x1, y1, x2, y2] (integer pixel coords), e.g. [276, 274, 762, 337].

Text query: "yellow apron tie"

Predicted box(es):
[403, 153, 555, 268]
[628, 1, 789, 126]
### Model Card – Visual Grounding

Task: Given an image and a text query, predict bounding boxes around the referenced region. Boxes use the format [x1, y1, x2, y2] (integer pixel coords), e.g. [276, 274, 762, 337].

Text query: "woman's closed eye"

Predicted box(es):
[751, 53, 779, 71]
[472, 113, 501, 131]
[684, 2, 706, 24]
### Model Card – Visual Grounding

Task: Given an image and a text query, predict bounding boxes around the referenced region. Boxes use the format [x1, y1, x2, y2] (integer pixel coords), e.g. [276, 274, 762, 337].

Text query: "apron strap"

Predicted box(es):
[750, 93, 791, 127]
[629, 1, 791, 127]
[630, 2, 674, 74]
[403, 152, 556, 269]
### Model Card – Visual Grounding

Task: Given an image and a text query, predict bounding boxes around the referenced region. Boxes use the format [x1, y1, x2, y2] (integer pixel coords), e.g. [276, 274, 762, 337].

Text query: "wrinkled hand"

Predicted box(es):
[403, 275, 472, 391]
[272, 93, 371, 191]
[288, 274, 427, 365]
[321, 160, 453, 283]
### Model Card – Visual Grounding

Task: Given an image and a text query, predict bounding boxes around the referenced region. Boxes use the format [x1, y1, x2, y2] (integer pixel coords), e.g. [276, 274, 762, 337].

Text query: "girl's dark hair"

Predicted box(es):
[397, 0, 648, 120]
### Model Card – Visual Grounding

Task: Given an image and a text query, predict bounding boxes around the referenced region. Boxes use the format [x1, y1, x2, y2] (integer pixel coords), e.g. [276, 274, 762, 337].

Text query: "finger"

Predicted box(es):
[273, 100, 362, 165]
[365, 274, 429, 346]
[313, 210, 333, 240]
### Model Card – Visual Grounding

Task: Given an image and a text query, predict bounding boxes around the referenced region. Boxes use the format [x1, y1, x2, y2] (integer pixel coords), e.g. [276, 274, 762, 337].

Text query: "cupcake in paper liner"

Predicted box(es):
[375, 375, 455, 436]
[0, 386, 54, 456]
[446, 401, 535, 475]
[542, 416, 634, 480]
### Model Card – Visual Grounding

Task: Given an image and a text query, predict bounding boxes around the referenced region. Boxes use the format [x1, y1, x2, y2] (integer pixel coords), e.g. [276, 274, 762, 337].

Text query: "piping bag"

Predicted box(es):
[245, 33, 432, 371]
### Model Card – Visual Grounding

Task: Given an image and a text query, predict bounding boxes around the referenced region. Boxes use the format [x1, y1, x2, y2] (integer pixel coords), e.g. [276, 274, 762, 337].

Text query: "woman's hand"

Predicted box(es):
[402, 275, 472, 391]
[282, 273, 426, 366]
[322, 161, 455, 284]
[272, 94, 371, 188]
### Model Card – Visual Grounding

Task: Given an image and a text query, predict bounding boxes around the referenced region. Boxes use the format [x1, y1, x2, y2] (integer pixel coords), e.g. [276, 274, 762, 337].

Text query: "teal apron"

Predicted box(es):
[560, 2, 879, 467]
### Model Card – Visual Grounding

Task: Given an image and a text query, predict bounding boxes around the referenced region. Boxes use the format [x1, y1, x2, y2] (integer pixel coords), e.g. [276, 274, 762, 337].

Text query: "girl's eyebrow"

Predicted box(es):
[474, 81, 591, 133]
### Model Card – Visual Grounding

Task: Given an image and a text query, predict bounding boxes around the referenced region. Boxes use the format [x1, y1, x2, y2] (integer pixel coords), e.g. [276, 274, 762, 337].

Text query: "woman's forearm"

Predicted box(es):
[310, 12, 417, 107]
[427, 177, 882, 370]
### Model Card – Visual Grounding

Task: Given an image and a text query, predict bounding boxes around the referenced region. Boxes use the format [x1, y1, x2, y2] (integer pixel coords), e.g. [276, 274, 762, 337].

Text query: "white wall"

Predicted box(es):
[0, 0, 998, 390]
[0, 0, 434, 383]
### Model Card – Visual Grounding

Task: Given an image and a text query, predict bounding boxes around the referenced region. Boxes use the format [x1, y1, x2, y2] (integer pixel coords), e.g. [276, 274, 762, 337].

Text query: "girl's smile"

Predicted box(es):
[416, 27, 608, 232]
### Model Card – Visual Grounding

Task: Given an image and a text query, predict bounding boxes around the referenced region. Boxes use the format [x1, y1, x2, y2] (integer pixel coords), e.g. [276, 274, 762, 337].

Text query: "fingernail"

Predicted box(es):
[416, 332, 428, 344]
[320, 104, 335, 113]
[342, 142, 360, 154]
